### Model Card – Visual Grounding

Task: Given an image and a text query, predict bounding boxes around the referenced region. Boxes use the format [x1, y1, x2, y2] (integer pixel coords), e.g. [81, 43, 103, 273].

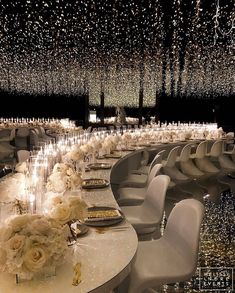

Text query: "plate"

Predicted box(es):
[81, 178, 109, 189]
[84, 206, 124, 227]
[120, 147, 135, 151]
[87, 163, 112, 170]
[137, 143, 151, 147]
[104, 153, 122, 159]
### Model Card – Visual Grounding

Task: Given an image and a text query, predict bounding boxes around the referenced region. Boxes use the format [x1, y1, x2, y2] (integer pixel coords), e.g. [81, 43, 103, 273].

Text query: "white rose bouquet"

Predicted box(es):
[44, 195, 88, 243]
[63, 145, 85, 162]
[45, 195, 88, 225]
[0, 214, 69, 280]
[46, 163, 83, 193]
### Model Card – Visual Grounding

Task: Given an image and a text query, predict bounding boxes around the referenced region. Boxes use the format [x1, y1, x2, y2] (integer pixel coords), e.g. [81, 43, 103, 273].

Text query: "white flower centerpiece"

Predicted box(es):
[101, 135, 120, 155]
[44, 194, 88, 244]
[46, 163, 83, 193]
[0, 214, 69, 282]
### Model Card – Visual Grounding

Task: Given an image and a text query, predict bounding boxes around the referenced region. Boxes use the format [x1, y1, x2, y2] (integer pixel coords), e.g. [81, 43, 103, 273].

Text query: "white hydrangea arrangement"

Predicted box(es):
[0, 214, 69, 280]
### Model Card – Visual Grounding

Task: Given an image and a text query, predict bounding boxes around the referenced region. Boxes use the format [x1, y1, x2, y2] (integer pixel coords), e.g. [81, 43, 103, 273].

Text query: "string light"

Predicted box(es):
[0, 0, 234, 106]
[213, 0, 235, 45]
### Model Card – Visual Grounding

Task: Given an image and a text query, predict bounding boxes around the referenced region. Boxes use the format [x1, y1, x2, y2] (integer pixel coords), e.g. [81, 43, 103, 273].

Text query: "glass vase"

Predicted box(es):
[15, 266, 56, 284]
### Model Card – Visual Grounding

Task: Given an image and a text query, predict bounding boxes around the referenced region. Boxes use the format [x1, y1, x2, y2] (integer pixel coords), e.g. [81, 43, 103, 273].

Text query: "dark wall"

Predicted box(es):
[1, 90, 235, 132]
[0, 91, 86, 126]
[159, 96, 235, 132]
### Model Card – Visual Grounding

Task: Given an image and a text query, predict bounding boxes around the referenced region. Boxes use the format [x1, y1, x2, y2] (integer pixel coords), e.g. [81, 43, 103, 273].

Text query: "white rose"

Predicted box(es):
[67, 196, 88, 220]
[50, 195, 64, 206]
[80, 144, 89, 154]
[0, 225, 13, 242]
[70, 173, 82, 189]
[23, 246, 47, 272]
[50, 203, 72, 224]
[8, 214, 34, 232]
[6, 234, 26, 255]
[29, 219, 51, 235]
[66, 167, 74, 176]
[47, 173, 67, 193]
[52, 163, 66, 173]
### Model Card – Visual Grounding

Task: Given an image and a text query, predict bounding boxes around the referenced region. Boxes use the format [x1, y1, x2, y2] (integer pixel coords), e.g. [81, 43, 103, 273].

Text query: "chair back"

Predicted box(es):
[0, 129, 11, 138]
[164, 146, 180, 168]
[39, 126, 46, 135]
[148, 150, 165, 171]
[140, 150, 149, 167]
[143, 175, 170, 216]
[36, 127, 44, 138]
[195, 141, 207, 159]
[210, 140, 223, 157]
[9, 128, 16, 141]
[17, 127, 30, 137]
[29, 130, 39, 148]
[17, 150, 30, 163]
[147, 164, 162, 185]
[179, 143, 194, 162]
[163, 198, 205, 268]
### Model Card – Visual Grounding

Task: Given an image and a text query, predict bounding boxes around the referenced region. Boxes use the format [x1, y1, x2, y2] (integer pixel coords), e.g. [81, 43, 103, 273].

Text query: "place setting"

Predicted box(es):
[86, 162, 112, 170]
[81, 178, 110, 189]
[83, 206, 128, 234]
[96, 152, 122, 159]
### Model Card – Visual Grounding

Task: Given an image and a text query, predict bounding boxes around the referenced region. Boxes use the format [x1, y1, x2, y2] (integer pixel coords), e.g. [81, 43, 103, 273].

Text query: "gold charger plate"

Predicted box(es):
[137, 143, 151, 147]
[84, 206, 124, 227]
[81, 178, 109, 189]
[87, 163, 112, 170]
[104, 153, 122, 159]
[120, 147, 136, 151]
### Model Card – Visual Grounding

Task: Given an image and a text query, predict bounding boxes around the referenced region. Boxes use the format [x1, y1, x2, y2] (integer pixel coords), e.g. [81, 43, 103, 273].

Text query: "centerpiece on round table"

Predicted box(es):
[0, 214, 70, 282]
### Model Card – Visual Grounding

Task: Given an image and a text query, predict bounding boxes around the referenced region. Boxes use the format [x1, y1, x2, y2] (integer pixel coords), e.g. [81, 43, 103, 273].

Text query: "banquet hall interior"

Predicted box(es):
[0, 0, 234, 292]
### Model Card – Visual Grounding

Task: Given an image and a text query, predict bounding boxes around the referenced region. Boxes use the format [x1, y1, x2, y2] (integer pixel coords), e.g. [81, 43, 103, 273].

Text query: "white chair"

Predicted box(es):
[194, 140, 220, 173]
[117, 164, 162, 206]
[29, 129, 39, 150]
[0, 129, 16, 167]
[220, 141, 235, 169]
[37, 126, 54, 143]
[127, 198, 205, 293]
[130, 150, 150, 175]
[121, 175, 170, 237]
[132, 150, 165, 175]
[0, 128, 15, 142]
[14, 127, 30, 150]
[162, 146, 189, 181]
[120, 150, 165, 188]
[179, 143, 204, 177]
[17, 150, 30, 163]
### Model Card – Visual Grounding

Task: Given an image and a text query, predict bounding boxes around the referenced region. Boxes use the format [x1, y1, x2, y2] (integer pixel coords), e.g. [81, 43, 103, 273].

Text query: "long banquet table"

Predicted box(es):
[0, 154, 138, 293]
[0, 137, 229, 293]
